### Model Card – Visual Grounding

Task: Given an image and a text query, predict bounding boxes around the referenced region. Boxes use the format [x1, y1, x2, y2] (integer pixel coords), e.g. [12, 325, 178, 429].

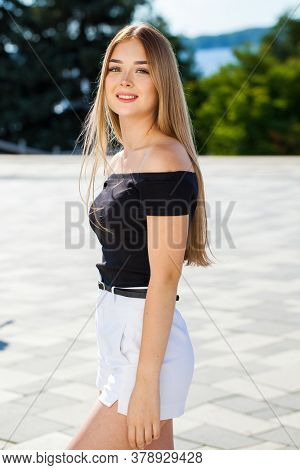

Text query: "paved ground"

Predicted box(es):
[0, 154, 299, 450]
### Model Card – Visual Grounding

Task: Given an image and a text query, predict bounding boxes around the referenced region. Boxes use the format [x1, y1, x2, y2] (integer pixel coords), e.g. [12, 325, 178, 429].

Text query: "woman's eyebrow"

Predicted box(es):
[109, 59, 148, 64]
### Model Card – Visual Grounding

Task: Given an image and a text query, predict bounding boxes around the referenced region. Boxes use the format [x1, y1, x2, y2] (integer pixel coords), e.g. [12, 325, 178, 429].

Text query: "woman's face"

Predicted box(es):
[105, 38, 158, 118]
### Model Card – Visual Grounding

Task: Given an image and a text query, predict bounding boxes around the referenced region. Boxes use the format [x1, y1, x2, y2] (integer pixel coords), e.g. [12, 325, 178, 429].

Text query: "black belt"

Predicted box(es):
[98, 281, 179, 301]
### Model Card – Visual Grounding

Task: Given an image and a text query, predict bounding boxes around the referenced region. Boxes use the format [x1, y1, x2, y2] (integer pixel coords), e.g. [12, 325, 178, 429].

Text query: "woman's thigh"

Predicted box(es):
[66, 398, 173, 450]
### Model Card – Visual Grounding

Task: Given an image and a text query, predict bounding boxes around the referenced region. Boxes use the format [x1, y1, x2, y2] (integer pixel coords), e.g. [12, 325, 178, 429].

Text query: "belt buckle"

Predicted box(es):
[98, 280, 105, 290]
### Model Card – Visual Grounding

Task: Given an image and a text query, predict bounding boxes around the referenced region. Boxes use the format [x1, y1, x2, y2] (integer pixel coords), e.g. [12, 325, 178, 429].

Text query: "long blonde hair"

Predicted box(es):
[77, 22, 215, 267]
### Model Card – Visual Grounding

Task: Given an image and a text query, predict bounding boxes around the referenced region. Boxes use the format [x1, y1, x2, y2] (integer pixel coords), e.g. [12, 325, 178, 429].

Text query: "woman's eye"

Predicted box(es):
[108, 67, 149, 74]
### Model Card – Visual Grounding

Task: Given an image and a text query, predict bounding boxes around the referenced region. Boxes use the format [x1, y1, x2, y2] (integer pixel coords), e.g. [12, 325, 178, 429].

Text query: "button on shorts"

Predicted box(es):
[94, 286, 195, 420]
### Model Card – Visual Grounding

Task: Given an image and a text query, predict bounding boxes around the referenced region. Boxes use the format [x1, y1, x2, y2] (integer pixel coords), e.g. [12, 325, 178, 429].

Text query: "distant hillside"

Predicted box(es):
[181, 27, 271, 50]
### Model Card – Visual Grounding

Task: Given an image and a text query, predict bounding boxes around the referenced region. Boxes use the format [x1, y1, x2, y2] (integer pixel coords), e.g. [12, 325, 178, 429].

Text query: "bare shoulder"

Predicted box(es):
[143, 141, 194, 173]
[106, 150, 123, 175]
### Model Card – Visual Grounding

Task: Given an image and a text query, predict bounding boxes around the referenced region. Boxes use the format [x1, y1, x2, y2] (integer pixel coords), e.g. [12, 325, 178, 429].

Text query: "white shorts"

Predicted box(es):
[94, 286, 195, 420]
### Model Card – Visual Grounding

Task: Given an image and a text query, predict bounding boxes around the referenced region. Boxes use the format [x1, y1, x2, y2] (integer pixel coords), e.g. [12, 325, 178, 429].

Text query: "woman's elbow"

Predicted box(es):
[149, 269, 181, 286]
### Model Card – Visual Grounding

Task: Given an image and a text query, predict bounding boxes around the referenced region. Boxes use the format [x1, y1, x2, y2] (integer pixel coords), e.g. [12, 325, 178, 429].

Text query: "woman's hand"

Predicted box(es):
[126, 382, 161, 449]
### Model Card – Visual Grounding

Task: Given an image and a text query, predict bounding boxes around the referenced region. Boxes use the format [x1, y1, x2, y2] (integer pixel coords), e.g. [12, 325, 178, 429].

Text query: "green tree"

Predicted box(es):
[186, 14, 300, 155]
[0, 0, 197, 152]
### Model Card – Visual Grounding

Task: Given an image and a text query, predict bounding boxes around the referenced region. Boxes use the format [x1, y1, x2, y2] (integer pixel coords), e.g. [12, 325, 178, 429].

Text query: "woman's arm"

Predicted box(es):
[127, 213, 190, 449]
[136, 214, 189, 382]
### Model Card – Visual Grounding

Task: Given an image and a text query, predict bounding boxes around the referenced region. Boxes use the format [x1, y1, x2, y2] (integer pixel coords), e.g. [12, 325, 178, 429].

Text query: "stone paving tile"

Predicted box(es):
[239, 306, 300, 326]
[37, 401, 97, 428]
[192, 365, 241, 385]
[254, 425, 300, 448]
[6, 432, 71, 450]
[4, 332, 65, 348]
[200, 352, 264, 368]
[229, 320, 298, 336]
[213, 394, 279, 414]
[48, 382, 97, 402]
[269, 411, 300, 431]
[178, 423, 262, 450]
[26, 340, 94, 358]
[211, 377, 286, 400]
[173, 417, 202, 435]
[185, 318, 204, 332]
[229, 360, 275, 375]
[7, 354, 88, 375]
[12, 392, 81, 414]
[0, 402, 68, 443]
[0, 367, 48, 390]
[243, 441, 291, 450]
[0, 441, 17, 450]
[284, 330, 300, 341]
[185, 382, 230, 409]
[251, 339, 300, 357]
[195, 314, 254, 331]
[71, 346, 98, 361]
[258, 350, 300, 368]
[0, 351, 33, 366]
[192, 347, 231, 362]
[4, 377, 66, 395]
[73, 371, 98, 386]
[49, 361, 96, 381]
[248, 338, 300, 358]
[57, 426, 78, 438]
[0, 389, 23, 404]
[252, 364, 300, 393]
[183, 403, 279, 435]
[269, 391, 300, 411]
[203, 333, 281, 354]
[250, 405, 294, 420]
[173, 437, 200, 449]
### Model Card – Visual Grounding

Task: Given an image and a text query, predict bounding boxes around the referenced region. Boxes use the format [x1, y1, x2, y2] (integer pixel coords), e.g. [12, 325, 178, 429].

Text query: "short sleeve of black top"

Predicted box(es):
[89, 171, 198, 288]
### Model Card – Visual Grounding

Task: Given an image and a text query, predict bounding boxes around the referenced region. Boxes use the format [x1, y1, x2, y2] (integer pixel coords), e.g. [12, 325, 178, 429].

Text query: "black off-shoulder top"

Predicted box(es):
[89, 171, 198, 287]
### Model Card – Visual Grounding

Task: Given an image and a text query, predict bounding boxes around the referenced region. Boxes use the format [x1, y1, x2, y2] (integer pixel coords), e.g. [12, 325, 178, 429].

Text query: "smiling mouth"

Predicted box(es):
[116, 94, 138, 102]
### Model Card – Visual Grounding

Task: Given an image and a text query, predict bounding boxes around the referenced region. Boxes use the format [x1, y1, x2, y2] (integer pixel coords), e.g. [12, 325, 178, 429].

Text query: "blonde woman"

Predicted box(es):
[67, 23, 213, 451]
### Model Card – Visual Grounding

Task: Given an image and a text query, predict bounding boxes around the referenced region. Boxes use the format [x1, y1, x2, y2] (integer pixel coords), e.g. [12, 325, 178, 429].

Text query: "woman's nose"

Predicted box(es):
[121, 79, 132, 85]
[120, 71, 133, 84]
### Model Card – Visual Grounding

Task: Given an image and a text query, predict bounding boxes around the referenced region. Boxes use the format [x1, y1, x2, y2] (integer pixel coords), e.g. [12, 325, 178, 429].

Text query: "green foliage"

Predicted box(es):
[0, 0, 197, 152]
[186, 14, 300, 155]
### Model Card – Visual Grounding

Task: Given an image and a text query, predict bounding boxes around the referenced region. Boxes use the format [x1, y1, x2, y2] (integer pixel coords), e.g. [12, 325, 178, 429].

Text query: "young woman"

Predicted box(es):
[67, 23, 213, 451]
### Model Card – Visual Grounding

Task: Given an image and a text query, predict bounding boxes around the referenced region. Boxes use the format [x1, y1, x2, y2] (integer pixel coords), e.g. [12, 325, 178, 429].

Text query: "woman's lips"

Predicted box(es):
[116, 94, 138, 103]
